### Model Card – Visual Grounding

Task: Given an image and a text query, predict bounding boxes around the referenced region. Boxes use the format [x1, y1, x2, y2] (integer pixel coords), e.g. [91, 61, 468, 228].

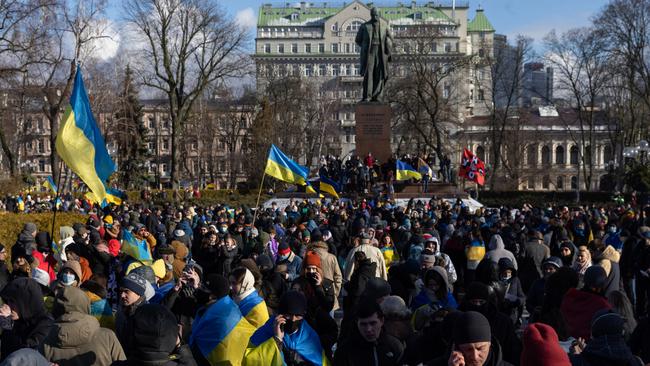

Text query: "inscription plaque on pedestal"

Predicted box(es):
[355, 103, 392, 163]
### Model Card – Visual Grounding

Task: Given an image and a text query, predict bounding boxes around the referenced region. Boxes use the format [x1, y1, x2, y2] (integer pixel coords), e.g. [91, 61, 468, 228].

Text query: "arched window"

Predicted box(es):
[555, 146, 565, 165]
[345, 20, 363, 32]
[556, 176, 564, 190]
[570, 176, 578, 189]
[541, 146, 551, 165]
[585, 145, 592, 165]
[476, 145, 485, 163]
[527, 145, 537, 166]
[527, 176, 535, 190]
[603, 145, 613, 165]
[542, 175, 551, 189]
[570, 146, 579, 165]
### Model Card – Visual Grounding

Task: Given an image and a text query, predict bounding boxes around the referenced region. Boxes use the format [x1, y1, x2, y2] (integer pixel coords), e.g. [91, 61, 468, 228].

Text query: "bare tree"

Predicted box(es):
[124, 0, 249, 188]
[544, 27, 611, 191]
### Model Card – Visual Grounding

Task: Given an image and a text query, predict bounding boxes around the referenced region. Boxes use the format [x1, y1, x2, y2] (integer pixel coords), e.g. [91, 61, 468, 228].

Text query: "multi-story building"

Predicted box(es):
[253, 0, 495, 158]
[522, 62, 554, 107]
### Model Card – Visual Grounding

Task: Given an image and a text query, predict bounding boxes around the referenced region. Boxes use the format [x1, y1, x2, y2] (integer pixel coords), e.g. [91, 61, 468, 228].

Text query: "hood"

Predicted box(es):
[0, 348, 50, 366]
[430, 266, 450, 291]
[582, 334, 637, 363]
[488, 234, 505, 251]
[171, 241, 189, 260]
[599, 245, 620, 263]
[59, 238, 75, 262]
[0, 277, 46, 320]
[17, 231, 35, 245]
[55, 286, 91, 315]
[50, 312, 100, 348]
[308, 241, 329, 252]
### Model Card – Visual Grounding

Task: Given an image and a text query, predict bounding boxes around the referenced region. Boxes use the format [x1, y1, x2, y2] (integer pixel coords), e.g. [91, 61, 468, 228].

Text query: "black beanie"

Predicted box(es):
[35, 232, 51, 252]
[452, 311, 492, 345]
[362, 278, 392, 301]
[591, 309, 624, 337]
[131, 304, 178, 361]
[204, 273, 229, 299]
[278, 291, 307, 316]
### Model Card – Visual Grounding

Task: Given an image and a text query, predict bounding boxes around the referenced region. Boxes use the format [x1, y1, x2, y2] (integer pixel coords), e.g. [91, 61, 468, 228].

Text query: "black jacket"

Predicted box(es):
[334, 331, 404, 366]
[427, 339, 513, 366]
[569, 334, 643, 366]
[0, 278, 53, 360]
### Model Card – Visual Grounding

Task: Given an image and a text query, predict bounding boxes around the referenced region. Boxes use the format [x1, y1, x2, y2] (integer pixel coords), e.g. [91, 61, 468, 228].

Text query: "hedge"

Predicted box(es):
[0, 212, 88, 254]
[476, 191, 621, 207]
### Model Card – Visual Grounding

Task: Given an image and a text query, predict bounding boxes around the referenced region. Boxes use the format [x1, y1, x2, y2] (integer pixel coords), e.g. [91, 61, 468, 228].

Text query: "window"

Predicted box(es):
[149, 117, 155, 129]
[190, 142, 198, 151]
[278, 44, 284, 53]
[319, 43, 325, 53]
[162, 164, 168, 173]
[331, 23, 338, 31]
[291, 13, 299, 21]
[527, 145, 537, 166]
[477, 89, 485, 101]
[476, 146, 485, 162]
[603, 145, 613, 164]
[527, 176, 535, 190]
[555, 146, 565, 165]
[39, 159, 46, 172]
[332, 64, 340, 76]
[148, 141, 156, 151]
[318, 64, 326, 76]
[345, 43, 351, 53]
[414, 12, 422, 20]
[331, 43, 339, 53]
[264, 44, 271, 53]
[37, 139, 44, 153]
[25, 119, 32, 130]
[444, 42, 452, 52]
[163, 139, 169, 150]
[27, 141, 32, 150]
[478, 70, 484, 80]
[443, 84, 451, 99]
[305, 44, 311, 53]
[570, 176, 578, 190]
[305, 65, 313, 76]
[478, 48, 485, 57]
[570, 146, 579, 165]
[163, 119, 170, 129]
[556, 176, 564, 190]
[352, 65, 359, 75]
[341, 65, 348, 75]
[585, 145, 592, 165]
[541, 146, 551, 165]
[542, 175, 550, 189]
[431, 42, 437, 53]
[346, 20, 362, 32]
[291, 43, 298, 53]
[37, 119, 43, 131]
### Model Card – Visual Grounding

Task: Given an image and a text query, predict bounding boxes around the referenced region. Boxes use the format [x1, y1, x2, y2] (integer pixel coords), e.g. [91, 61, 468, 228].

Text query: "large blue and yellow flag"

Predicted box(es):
[56, 68, 116, 204]
[190, 295, 257, 366]
[43, 176, 58, 194]
[396, 160, 422, 181]
[238, 291, 269, 329]
[121, 229, 153, 263]
[244, 317, 330, 366]
[104, 188, 127, 206]
[265, 145, 314, 191]
[319, 176, 340, 199]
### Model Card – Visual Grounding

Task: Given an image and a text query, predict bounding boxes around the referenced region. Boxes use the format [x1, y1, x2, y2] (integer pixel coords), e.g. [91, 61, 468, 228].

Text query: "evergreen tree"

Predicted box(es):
[113, 65, 150, 189]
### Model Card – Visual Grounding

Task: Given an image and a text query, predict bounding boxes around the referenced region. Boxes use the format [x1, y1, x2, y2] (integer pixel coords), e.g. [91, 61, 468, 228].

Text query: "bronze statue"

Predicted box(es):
[355, 7, 393, 102]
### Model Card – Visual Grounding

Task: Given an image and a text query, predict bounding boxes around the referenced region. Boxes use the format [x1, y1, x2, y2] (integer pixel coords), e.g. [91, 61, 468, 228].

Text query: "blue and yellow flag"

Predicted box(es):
[121, 229, 153, 263]
[265, 145, 310, 187]
[238, 291, 269, 329]
[55, 68, 116, 204]
[190, 295, 256, 365]
[43, 176, 58, 194]
[245, 317, 330, 366]
[319, 176, 340, 199]
[396, 160, 422, 181]
[104, 188, 127, 206]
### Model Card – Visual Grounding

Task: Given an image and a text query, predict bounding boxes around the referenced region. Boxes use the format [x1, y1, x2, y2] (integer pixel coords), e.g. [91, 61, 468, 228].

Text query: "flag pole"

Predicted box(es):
[49, 159, 65, 244]
[251, 173, 266, 225]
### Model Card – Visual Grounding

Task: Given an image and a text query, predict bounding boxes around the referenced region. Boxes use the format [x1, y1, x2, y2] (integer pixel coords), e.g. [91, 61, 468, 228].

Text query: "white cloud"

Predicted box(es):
[236, 7, 256, 30]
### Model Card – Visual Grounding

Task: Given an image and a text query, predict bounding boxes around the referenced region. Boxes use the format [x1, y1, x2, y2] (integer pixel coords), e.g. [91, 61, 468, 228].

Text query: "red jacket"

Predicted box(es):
[560, 288, 611, 340]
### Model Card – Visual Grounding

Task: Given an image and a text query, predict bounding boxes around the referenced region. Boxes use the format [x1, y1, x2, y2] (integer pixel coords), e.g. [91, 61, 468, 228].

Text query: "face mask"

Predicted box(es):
[219, 227, 228, 233]
[284, 318, 301, 334]
[279, 254, 290, 261]
[609, 226, 616, 233]
[575, 229, 585, 237]
[500, 274, 512, 281]
[61, 273, 76, 286]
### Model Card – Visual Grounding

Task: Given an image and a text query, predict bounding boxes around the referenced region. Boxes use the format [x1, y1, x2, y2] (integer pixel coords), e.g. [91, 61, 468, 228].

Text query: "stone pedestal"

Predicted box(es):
[355, 103, 392, 163]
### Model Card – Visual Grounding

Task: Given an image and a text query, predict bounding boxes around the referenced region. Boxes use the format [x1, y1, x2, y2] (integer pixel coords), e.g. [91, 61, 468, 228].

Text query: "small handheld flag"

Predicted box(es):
[396, 160, 422, 181]
[43, 176, 58, 194]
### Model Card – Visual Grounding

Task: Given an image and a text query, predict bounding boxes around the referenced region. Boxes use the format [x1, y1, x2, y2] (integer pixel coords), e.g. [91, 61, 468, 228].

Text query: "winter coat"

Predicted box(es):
[277, 252, 303, 282]
[560, 288, 611, 340]
[41, 287, 126, 366]
[14, 230, 36, 254]
[0, 278, 53, 360]
[593, 245, 621, 296]
[115, 297, 146, 357]
[411, 267, 458, 310]
[31, 250, 57, 283]
[308, 241, 343, 310]
[485, 235, 518, 270]
[569, 334, 644, 366]
[344, 243, 387, 281]
[334, 331, 404, 366]
[522, 241, 549, 278]
[427, 339, 514, 366]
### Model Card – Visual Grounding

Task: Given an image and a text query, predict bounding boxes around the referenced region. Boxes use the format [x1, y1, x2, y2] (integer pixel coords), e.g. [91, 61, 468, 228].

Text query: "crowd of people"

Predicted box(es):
[0, 195, 648, 365]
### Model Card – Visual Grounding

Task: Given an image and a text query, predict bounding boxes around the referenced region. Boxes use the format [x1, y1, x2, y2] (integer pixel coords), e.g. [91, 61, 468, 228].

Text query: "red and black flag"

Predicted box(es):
[458, 148, 486, 186]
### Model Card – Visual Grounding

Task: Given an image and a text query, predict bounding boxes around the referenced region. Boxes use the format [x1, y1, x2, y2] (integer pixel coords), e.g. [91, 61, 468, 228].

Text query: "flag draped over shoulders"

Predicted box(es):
[238, 291, 269, 329]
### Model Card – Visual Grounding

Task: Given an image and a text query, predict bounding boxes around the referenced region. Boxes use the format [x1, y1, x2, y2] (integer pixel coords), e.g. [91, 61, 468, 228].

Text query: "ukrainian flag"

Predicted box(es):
[265, 145, 311, 188]
[121, 229, 153, 264]
[43, 176, 58, 194]
[55, 68, 116, 204]
[396, 160, 422, 181]
[319, 176, 340, 199]
[238, 291, 269, 329]
[190, 295, 256, 366]
[244, 317, 330, 366]
[104, 188, 127, 206]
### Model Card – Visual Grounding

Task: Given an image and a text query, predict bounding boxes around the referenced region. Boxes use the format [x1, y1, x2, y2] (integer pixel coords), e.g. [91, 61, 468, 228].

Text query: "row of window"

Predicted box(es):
[526, 175, 579, 190]
[476, 144, 613, 166]
[259, 64, 360, 77]
[262, 42, 360, 54]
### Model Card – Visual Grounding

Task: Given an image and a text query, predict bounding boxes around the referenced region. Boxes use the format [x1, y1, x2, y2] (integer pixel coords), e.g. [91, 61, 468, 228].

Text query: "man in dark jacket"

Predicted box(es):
[334, 301, 403, 365]
[520, 231, 549, 292]
[13, 222, 37, 254]
[0, 278, 53, 361]
[427, 311, 513, 366]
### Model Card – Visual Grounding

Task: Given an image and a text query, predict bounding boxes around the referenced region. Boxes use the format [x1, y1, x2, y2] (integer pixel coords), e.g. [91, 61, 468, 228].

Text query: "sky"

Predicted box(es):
[225, 0, 611, 50]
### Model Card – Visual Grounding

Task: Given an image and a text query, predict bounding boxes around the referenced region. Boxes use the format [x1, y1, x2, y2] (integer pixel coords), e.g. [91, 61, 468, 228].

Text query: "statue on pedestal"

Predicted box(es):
[355, 7, 393, 102]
